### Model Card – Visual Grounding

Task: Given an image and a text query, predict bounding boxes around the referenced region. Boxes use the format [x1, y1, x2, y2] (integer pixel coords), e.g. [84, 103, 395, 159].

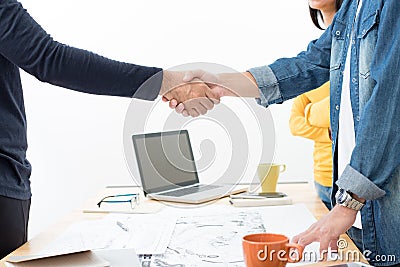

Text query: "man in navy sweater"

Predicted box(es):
[0, 0, 217, 258]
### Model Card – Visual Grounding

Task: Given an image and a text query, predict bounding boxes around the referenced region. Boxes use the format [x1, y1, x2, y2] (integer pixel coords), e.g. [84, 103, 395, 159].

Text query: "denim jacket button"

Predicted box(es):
[336, 105, 340, 110]
[356, 116, 360, 121]
[336, 31, 341, 36]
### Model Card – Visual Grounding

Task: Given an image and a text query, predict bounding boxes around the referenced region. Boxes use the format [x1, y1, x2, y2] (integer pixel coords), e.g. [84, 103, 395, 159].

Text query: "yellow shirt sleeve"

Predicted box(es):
[305, 96, 330, 128]
[289, 84, 330, 143]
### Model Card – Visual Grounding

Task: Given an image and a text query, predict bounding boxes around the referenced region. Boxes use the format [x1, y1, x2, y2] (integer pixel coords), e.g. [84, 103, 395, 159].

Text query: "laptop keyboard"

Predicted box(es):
[158, 184, 219, 197]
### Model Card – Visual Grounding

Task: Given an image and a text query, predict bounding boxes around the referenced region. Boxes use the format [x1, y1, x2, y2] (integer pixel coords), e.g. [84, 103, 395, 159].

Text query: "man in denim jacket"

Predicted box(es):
[175, 0, 399, 265]
[248, 0, 399, 265]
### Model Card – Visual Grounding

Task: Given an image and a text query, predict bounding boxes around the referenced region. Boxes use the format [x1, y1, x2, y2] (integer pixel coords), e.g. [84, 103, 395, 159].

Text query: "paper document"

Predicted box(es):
[94, 249, 140, 267]
[149, 209, 266, 265]
[6, 251, 109, 267]
[142, 204, 322, 266]
[40, 213, 176, 256]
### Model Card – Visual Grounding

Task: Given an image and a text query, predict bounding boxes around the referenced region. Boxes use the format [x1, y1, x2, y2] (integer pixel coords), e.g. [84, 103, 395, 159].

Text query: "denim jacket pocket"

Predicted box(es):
[357, 10, 379, 114]
[331, 20, 346, 40]
[357, 10, 379, 39]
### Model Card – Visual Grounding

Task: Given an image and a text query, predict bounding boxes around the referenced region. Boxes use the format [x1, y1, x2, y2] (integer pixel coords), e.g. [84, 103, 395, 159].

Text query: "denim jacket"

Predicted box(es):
[249, 0, 400, 265]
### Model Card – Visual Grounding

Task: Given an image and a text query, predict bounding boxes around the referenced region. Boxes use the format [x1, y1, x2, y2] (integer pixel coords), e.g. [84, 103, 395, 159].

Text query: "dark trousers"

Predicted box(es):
[0, 195, 30, 260]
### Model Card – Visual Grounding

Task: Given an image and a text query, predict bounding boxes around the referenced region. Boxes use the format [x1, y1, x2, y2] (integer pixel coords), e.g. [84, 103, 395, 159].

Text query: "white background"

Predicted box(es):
[16, 0, 323, 238]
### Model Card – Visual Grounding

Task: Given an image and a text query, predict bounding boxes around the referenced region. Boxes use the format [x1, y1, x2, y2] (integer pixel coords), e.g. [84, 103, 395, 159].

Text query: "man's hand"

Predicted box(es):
[292, 205, 357, 257]
[176, 70, 230, 116]
[160, 70, 220, 117]
[162, 69, 260, 116]
[172, 70, 261, 116]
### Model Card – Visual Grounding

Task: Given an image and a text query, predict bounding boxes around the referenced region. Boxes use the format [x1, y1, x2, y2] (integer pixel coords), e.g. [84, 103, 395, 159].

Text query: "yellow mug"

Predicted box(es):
[257, 163, 286, 193]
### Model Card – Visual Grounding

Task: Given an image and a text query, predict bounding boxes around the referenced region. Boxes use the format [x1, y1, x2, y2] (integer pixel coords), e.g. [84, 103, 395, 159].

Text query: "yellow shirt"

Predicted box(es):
[289, 82, 332, 187]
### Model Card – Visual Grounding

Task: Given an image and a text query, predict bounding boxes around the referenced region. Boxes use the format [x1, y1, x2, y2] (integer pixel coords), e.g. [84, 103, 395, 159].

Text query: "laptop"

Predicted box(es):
[132, 130, 246, 204]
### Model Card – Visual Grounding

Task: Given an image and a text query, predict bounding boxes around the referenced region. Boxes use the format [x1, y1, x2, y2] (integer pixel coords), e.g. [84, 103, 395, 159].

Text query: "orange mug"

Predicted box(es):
[242, 233, 304, 267]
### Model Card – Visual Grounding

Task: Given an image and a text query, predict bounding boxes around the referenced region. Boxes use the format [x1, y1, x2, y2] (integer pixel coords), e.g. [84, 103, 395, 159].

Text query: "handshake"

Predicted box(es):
[160, 70, 260, 117]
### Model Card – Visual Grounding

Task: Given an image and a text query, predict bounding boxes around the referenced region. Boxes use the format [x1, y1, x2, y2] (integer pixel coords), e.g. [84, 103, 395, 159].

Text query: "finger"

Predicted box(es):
[199, 97, 214, 111]
[191, 102, 207, 116]
[163, 91, 172, 101]
[302, 222, 318, 235]
[330, 237, 339, 251]
[292, 230, 309, 244]
[205, 88, 221, 104]
[183, 71, 194, 82]
[169, 99, 178, 109]
[183, 69, 205, 82]
[292, 234, 301, 244]
[175, 103, 185, 114]
[295, 233, 315, 248]
[185, 98, 209, 116]
[188, 108, 200, 117]
[182, 110, 189, 117]
[319, 238, 330, 260]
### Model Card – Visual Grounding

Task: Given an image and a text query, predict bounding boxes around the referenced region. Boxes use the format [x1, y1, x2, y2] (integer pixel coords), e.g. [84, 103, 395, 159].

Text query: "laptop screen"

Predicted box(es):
[132, 130, 199, 195]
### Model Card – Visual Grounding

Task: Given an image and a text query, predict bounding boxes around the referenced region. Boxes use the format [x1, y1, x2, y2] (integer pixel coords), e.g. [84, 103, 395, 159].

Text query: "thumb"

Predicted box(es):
[205, 87, 221, 104]
[183, 69, 205, 82]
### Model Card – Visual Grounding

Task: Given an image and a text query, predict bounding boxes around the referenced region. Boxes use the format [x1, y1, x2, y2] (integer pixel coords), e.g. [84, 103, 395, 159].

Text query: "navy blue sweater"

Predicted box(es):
[0, 0, 162, 199]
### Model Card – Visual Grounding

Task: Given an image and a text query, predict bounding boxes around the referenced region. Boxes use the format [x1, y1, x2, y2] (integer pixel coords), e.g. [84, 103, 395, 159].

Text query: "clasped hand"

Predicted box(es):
[161, 70, 229, 117]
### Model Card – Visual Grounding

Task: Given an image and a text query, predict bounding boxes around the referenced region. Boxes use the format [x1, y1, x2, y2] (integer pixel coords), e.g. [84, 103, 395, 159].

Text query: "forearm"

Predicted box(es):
[289, 115, 330, 142]
[0, 0, 162, 100]
[289, 95, 330, 142]
[212, 72, 260, 97]
[306, 96, 330, 128]
[39, 45, 162, 99]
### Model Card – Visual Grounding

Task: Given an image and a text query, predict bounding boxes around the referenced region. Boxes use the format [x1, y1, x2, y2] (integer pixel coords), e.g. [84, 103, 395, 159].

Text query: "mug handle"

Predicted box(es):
[285, 243, 304, 263]
[280, 164, 286, 173]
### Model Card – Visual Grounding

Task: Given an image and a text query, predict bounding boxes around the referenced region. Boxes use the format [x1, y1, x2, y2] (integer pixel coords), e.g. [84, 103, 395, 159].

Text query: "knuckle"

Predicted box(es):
[318, 227, 330, 235]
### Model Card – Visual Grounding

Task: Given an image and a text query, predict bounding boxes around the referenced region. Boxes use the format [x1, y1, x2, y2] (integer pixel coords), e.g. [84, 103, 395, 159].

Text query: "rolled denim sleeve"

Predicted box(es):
[336, 165, 386, 200]
[247, 27, 331, 109]
[247, 66, 283, 107]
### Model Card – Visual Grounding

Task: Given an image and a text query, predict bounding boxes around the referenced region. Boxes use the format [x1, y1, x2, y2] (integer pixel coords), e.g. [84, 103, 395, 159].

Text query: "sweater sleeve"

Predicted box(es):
[0, 0, 162, 100]
[305, 96, 330, 128]
[289, 93, 331, 143]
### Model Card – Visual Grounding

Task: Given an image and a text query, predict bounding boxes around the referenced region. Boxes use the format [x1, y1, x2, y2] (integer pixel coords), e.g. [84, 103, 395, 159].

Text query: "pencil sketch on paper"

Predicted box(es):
[147, 210, 266, 267]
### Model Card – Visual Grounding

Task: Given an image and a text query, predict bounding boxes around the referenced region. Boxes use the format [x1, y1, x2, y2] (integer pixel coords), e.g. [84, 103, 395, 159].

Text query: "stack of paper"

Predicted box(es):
[6, 251, 109, 267]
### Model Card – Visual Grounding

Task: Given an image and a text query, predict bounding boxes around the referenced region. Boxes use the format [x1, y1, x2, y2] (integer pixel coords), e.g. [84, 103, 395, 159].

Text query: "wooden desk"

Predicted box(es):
[0, 183, 367, 266]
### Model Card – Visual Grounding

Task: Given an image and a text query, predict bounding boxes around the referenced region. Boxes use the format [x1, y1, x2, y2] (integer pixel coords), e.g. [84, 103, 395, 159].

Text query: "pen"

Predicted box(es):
[116, 221, 129, 232]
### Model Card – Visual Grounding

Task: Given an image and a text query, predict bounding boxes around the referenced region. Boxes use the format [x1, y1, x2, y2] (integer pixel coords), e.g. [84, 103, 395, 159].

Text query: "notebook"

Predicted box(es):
[132, 130, 246, 204]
